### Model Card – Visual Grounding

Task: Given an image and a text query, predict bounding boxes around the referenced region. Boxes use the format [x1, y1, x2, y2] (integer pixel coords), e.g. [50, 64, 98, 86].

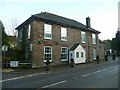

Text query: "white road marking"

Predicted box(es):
[81, 68, 109, 77]
[41, 80, 67, 88]
[81, 65, 118, 77]
[0, 73, 45, 83]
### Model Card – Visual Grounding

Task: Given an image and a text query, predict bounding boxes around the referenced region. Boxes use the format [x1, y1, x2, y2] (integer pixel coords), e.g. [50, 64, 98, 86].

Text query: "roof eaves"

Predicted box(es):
[15, 16, 34, 30]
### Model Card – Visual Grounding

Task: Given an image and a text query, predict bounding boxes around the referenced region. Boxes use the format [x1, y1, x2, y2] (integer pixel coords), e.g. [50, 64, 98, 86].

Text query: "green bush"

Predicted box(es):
[11, 48, 24, 61]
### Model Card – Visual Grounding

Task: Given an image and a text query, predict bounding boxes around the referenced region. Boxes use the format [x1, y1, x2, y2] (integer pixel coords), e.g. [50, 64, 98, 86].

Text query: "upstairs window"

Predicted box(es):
[81, 31, 86, 43]
[61, 27, 67, 41]
[19, 29, 23, 42]
[29, 44, 32, 51]
[44, 24, 52, 39]
[28, 24, 31, 39]
[92, 34, 97, 44]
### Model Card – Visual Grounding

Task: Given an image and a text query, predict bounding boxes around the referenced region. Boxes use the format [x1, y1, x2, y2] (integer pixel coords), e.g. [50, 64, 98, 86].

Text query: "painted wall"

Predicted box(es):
[74, 45, 86, 64]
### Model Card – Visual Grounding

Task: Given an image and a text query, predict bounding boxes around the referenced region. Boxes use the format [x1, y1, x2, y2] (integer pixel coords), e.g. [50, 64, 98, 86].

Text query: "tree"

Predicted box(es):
[111, 29, 120, 55]
[103, 39, 112, 50]
[8, 18, 21, 36]
[0, 20, 9, 46]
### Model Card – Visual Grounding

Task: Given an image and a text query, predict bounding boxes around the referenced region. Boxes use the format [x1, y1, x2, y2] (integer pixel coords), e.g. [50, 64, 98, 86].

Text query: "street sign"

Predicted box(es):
[10, 61, 19, 67]
[2, 45, 8, 52]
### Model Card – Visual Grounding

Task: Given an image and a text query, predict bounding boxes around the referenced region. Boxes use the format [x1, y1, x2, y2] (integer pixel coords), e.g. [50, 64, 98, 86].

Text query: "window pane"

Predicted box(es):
[76, 52, 79, 58]
[93, 49, 96, 59]
[81, 32, 86, 43]
[45, 34, 52, 38]
[62, 48, 67, 53]
[44, 24, 52, 39]
[28, 24, 31, 39]
[45, 47, 51, 53]
[61, 54, 67, 59]
[45, 54, 51, 60]
[92, 34, 96, 44]
[61, 27, 67, 41]
[81, 52, 84, 57]
[44, 46, 52, 61]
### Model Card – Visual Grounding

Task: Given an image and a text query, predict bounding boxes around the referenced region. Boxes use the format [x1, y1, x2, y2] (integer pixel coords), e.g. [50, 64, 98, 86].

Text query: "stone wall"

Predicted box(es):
[26, 20, 104, 67]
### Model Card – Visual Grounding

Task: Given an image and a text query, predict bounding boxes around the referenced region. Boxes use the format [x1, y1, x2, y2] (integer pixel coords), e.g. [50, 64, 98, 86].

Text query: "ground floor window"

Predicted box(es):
[76, 52, 79, 58]
[93, 49, 97, 60]
[81, 52, 84, 58]
[44, 46, 52, 62]
[61, 47, 68, 61]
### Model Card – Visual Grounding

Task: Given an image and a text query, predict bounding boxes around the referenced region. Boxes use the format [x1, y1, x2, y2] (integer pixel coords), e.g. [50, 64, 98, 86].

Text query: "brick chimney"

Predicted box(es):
[86, 17, 91, 28]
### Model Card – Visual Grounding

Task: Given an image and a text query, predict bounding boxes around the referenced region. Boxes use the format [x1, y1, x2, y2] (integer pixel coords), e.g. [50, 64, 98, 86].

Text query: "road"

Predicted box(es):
[2, 60, 119, 89]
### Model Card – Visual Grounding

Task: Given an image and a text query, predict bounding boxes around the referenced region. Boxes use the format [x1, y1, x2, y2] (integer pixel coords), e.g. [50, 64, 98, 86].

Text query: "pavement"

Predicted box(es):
[2, 57, 118, 80]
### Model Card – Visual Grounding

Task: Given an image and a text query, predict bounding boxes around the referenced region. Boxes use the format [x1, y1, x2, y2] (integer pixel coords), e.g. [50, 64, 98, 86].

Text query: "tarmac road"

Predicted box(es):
[2, 59, 119, 89]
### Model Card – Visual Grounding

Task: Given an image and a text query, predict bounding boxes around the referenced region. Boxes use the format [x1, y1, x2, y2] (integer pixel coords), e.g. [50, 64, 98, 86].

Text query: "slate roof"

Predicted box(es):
[16, 12, 100, 33]
[69, 43, 80, 51]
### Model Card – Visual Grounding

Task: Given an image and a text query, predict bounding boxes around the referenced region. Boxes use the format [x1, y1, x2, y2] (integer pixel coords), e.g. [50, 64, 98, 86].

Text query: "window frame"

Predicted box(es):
[28, 24, 31, 39]
[76, 52, 79, 58]
[61, 27, 67, 41]
[44, 24, 52, 39]
[44, 46, 52, 62]
[92, 34, 97, 44]
[93, 49, 97, 60]
[61, 47, 68, 61]
[81, 52, 84, 58]
[81, 31, 86, 43]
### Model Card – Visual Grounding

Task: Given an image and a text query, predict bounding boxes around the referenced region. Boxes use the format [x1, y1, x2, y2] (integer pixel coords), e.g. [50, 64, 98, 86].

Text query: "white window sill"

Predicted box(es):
[82, 42, 86, 43]
[44, 60, 52, 63]
[61, 40, 67, 41]
[44, 37, 52, 40]
[61, 59, 68, 62]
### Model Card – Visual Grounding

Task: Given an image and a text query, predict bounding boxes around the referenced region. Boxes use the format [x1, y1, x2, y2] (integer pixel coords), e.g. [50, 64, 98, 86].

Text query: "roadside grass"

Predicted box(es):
[2, 68, 14, 72]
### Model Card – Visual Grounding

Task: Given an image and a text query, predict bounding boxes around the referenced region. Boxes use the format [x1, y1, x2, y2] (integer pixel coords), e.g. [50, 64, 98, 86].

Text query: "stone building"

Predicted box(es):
[98, 39, 105, 59]
[16, 12, 104, 68]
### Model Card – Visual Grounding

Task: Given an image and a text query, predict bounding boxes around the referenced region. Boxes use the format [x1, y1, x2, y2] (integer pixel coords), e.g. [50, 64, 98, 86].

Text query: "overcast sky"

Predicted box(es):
[0, 0, 119, 40]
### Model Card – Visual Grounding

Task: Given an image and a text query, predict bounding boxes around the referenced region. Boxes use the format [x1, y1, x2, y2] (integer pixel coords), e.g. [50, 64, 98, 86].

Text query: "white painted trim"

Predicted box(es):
[44, 46, 52, 62]
[61, 47, 68, 61]
[81, 31, 86, 43]
[61, 27, 67, 41]
[44, 24, 52, 39]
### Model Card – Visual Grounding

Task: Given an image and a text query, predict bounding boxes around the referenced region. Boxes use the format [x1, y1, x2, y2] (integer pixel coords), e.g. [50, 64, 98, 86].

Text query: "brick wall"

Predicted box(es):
[23, 20, 104, 67]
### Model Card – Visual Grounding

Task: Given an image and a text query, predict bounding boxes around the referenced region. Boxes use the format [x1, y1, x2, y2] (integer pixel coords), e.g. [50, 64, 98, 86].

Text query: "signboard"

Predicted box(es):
[2, 45, 8, 52]
[10, 61, 19, 67]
